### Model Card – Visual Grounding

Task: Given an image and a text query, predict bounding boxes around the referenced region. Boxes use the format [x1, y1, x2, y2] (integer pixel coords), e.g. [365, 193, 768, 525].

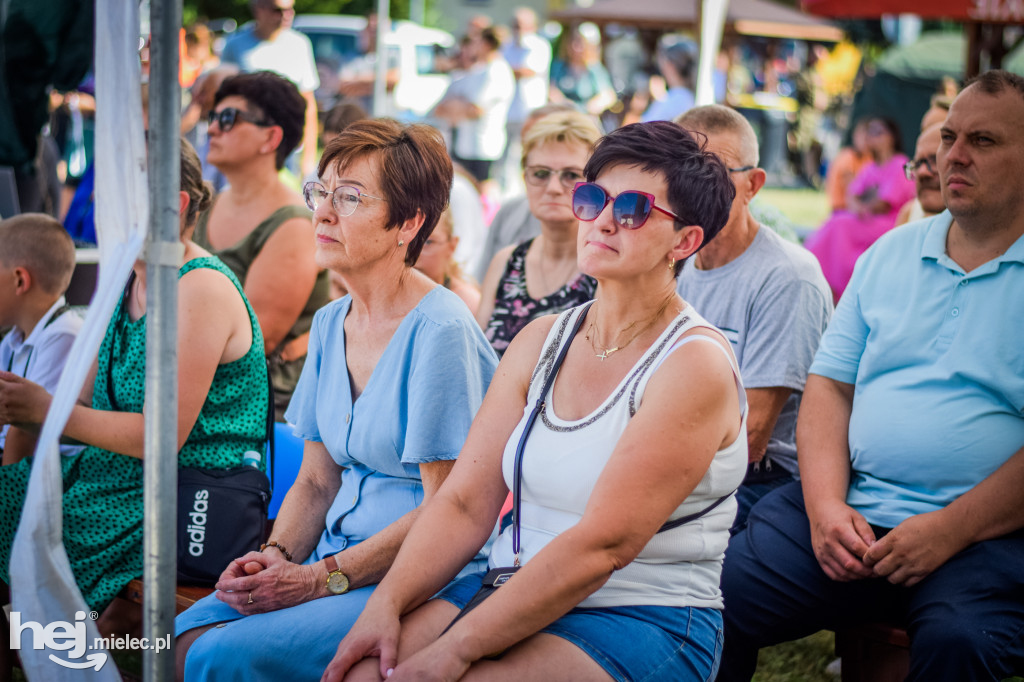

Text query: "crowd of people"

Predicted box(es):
[0, 1, 1023, 678]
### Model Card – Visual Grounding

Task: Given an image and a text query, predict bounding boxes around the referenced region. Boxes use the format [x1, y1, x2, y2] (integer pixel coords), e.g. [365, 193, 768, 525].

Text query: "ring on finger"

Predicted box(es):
[246, 591, 254, 605]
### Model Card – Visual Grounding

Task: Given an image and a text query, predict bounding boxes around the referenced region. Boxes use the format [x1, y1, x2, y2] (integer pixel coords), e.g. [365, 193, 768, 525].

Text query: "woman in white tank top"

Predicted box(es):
[324, 121, 746, 682]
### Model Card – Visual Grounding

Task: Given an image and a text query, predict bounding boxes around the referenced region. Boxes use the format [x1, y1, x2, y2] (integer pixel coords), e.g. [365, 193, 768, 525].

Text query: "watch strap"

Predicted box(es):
[325, 553, 340, 574]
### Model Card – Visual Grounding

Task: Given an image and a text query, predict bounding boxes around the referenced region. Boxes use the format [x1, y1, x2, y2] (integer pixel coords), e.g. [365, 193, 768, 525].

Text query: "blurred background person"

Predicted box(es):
[476, 110, 601, 356]
[823, 119, 868, 212]
[473, 103, 582, 283]
[433, 27, 515, 192]
[624, 37, 698, 125]
[193, 72, 328, 418]
[895, 123, 944, 227]
[805, 116, 914, 301]
[549, 25, 617, 118]
[220, 0, 320, 176]
[414, 207, 481, 313]
[499, 7, 552, 197]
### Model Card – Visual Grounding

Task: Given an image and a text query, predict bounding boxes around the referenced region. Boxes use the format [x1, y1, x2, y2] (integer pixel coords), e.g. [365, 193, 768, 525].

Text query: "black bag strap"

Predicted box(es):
[657, 493, 730, 532]
[512, 302, 593, 565]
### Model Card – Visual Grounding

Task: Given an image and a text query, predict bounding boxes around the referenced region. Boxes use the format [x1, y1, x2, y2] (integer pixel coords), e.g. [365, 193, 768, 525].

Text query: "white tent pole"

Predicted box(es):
[373, 0, 390, 117]
[696, 0, 730, 106]
[145, 0, 182, 680]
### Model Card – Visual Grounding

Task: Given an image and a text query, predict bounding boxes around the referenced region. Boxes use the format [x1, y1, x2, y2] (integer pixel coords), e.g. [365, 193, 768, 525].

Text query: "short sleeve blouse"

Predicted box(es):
[284, 286, 498, 561]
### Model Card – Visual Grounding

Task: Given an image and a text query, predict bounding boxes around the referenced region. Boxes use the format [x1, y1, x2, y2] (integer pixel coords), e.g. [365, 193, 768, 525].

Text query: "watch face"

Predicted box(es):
[327, 571, 349, 595]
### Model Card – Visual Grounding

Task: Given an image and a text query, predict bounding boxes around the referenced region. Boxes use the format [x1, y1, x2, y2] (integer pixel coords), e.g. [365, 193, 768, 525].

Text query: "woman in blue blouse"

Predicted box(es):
[175, 119, 499, 680]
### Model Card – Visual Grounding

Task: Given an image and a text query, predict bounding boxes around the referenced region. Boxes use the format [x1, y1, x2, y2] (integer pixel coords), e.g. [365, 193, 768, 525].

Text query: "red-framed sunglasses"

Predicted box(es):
[571, 182, 680, 229]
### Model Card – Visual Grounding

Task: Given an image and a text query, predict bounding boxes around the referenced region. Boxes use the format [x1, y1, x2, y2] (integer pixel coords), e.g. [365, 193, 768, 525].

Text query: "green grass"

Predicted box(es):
[753, 631, 838, 682]
[758, 187, 831, 233]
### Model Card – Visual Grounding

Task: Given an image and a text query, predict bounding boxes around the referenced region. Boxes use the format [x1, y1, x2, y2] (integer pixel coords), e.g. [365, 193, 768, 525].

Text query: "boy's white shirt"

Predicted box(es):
[0, 296, 83, 453]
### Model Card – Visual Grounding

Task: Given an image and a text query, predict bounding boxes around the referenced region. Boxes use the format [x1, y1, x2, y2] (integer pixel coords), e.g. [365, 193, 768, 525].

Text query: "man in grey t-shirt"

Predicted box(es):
[675, 105, 833, 531]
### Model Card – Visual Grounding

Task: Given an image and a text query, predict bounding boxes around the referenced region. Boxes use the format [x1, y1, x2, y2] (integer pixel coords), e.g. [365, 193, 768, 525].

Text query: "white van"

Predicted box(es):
[292, 15, 455, 120]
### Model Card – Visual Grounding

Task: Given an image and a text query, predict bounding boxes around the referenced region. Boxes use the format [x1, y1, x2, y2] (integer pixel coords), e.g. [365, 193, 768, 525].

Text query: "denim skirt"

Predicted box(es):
[436, 570, 724, 681]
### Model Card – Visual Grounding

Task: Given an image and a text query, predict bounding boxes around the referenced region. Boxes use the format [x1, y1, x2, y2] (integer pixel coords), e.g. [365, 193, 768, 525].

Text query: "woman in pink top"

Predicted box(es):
[806, 117, 915, 301]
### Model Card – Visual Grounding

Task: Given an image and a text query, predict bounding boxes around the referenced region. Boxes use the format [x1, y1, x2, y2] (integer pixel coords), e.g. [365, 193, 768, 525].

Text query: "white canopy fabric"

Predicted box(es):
[10, 0, 148, 679]
[696, 0, 731, 106]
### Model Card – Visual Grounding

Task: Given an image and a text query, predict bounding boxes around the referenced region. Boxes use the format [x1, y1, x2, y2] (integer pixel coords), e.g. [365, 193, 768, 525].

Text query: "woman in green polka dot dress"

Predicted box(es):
[0, 140, 269, 611]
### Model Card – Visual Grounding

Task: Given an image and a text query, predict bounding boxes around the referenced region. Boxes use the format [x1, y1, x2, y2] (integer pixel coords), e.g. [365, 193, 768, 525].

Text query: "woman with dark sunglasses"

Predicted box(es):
[193, 71, 330, 418]
[476, 110, 601, 356]
[323, 121, 747, 682]
[175, 119, 498, 681]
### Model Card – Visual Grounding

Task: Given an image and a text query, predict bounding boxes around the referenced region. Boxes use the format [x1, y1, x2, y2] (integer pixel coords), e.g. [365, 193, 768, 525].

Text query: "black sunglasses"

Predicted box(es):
[207, 107, 273, 133]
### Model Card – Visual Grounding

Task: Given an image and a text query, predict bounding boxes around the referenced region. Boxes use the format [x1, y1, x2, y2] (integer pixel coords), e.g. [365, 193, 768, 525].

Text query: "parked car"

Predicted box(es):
[292, 14, 455, 120]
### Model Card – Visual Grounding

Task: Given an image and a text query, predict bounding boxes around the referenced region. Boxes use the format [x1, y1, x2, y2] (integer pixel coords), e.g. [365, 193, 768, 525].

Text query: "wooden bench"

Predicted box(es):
[835, 621, 910, 682]
[836, 622, 1023, 682]
[119, 579, 214, 616]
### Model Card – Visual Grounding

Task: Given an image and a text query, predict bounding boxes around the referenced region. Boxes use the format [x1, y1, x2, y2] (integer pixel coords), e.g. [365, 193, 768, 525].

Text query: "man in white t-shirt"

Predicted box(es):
[433, 27, 515, 185]
[221, 0, 320, 175]
[499, 8, 551, 194]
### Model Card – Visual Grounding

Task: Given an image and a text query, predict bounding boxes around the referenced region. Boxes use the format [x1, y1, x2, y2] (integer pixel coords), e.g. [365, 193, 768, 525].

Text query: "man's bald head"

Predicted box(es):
[676, 104, 759, 168]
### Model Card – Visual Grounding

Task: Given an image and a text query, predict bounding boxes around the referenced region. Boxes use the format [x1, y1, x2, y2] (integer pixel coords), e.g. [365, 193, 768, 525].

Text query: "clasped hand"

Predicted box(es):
[0, 372, 51, 427]
[214, 549, 318, 615]
[321, 608, 470, 682]
[811, 502, 963, 586]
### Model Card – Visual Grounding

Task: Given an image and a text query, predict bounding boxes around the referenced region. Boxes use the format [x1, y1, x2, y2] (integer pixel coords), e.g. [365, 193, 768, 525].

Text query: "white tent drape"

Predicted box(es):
[696, 0, 730, 106]
[10, 0, 148, 678]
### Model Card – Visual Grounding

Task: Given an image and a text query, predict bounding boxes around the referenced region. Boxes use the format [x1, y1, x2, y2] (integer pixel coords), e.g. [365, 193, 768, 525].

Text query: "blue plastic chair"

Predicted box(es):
[267, 423, 304, 519]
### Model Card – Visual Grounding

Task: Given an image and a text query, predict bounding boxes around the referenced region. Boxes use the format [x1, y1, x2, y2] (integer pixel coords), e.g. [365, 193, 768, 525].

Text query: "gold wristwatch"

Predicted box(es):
[325, 553, 350, 595]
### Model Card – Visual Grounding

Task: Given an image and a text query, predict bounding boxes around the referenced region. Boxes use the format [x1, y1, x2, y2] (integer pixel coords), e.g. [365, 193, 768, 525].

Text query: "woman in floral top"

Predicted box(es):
[476, 111, 601, 355]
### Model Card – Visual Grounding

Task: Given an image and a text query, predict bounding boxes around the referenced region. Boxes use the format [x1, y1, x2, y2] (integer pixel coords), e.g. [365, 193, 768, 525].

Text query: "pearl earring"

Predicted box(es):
[398, 240, 405, 247]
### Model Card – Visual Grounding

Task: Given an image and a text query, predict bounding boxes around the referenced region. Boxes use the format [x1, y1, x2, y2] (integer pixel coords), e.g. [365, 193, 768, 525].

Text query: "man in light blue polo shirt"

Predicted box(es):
[716, 70, 1024, 682]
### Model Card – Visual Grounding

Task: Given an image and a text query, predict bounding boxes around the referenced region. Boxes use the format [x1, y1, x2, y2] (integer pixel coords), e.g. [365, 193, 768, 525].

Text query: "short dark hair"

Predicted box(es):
[0, 213, 76, 295]
[323, 100, 368, 136]
[583, 121, 734, 274]
[214, 71, 306, 169]
[318, 119, 453, 267]
[963, 69, 1024, 101]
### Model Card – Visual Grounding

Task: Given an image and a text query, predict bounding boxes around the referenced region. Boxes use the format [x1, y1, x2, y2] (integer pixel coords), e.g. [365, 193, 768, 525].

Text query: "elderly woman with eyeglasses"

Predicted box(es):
[193, 71, 330, 417]
[175, 119, 498, 681]
[322, 121, 748, 682]
[476, 111, 602, 356]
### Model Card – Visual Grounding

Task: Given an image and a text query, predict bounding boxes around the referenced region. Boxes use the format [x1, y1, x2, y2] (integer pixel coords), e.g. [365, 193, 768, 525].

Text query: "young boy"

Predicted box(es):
[0, 213, 83, 464]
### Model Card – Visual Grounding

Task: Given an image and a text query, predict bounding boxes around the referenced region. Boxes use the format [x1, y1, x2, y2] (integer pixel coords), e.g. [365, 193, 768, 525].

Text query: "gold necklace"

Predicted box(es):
[585, 295, 677, 361]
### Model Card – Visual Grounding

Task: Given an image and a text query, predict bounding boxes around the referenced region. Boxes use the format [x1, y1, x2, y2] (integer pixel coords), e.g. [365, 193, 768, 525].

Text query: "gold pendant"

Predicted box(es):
[596, 347, 619, 360]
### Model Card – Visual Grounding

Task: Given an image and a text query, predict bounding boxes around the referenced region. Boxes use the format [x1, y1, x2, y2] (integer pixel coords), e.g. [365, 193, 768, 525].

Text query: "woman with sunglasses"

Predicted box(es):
[0, 139, 269, 615]
[194, 71, 330, 417]
[175, 119, 498, 681]
[323, 121, 747, 682]
[476, 110, 601, 355]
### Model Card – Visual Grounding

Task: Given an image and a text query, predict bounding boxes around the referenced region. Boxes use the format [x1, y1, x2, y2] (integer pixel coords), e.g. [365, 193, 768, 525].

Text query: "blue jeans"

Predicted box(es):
[716, 482, 1024, 682]
[731, 470, 794, 535]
